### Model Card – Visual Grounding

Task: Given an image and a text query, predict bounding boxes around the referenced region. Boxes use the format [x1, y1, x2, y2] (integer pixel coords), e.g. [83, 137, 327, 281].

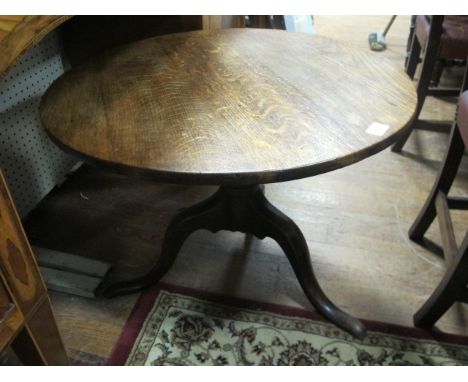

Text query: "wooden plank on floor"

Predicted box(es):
[39, 267, 102, 298]
[33, 246, 111, 278]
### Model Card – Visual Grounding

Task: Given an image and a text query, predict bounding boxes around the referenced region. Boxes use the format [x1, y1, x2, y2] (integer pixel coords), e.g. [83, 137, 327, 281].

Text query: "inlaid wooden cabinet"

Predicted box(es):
[0, 169, 68, 365]
[0, 278, 23, 352]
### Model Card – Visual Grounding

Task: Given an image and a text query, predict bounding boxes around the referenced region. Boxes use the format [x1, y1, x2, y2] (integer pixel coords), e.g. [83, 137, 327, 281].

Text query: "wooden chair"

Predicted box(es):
[410, 89, 468, 328]
[393, 15, 468, 153]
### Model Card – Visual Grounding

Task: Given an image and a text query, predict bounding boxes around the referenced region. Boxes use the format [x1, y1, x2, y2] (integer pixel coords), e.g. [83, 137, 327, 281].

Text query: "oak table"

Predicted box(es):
[39, 29, 417, 339]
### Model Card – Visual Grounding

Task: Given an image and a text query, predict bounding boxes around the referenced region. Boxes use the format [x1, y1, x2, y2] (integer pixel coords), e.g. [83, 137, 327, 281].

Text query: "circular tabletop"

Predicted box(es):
[40, 29, 417, 185]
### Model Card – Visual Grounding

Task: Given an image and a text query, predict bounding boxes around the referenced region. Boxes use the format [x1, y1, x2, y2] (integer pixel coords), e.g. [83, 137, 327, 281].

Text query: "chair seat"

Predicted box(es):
[416, 15, 468, 60]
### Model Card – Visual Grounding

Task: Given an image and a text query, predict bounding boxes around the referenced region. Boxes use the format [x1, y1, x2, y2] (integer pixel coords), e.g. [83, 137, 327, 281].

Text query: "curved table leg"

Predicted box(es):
[248, 188, 367, 339]
[97, 189, 227, 297]
[98, 185, 366, 338]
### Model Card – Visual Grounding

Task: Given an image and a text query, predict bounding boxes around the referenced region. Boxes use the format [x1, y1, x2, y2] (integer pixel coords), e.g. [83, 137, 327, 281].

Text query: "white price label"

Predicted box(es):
[366, 123, 390, 136]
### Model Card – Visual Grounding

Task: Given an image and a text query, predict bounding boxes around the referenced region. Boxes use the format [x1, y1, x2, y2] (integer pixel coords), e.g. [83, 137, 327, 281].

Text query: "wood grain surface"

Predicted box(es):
[0, 170, 46, 314]
[0, 278, 24, 352]
[0, 15, 70, 80]
[0, 169, 68, 364]
[40, 29, 417, 185]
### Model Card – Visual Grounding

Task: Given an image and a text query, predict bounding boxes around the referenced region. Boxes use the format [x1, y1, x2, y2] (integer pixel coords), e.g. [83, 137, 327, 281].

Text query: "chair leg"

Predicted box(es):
[405, 31, 421, 79]
[414, 232, 468, 328]
[405, 16, 417, 68]
[409, 124, 465, 241]
[392, 16, 444, 153]
[393, 49, 440, 151]
[430, 58, 445, 88]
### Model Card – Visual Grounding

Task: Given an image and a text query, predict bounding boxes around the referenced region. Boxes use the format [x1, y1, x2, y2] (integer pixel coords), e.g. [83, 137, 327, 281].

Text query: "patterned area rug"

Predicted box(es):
[107, 283, 468, 366]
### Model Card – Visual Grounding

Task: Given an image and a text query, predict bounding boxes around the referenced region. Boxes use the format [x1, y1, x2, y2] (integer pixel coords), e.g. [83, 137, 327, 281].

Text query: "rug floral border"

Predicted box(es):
[107, 282, 468, 366]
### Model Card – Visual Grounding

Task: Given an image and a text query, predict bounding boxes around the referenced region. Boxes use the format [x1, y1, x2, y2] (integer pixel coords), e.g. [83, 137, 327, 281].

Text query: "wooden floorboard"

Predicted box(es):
[22, 15, 468, 359]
